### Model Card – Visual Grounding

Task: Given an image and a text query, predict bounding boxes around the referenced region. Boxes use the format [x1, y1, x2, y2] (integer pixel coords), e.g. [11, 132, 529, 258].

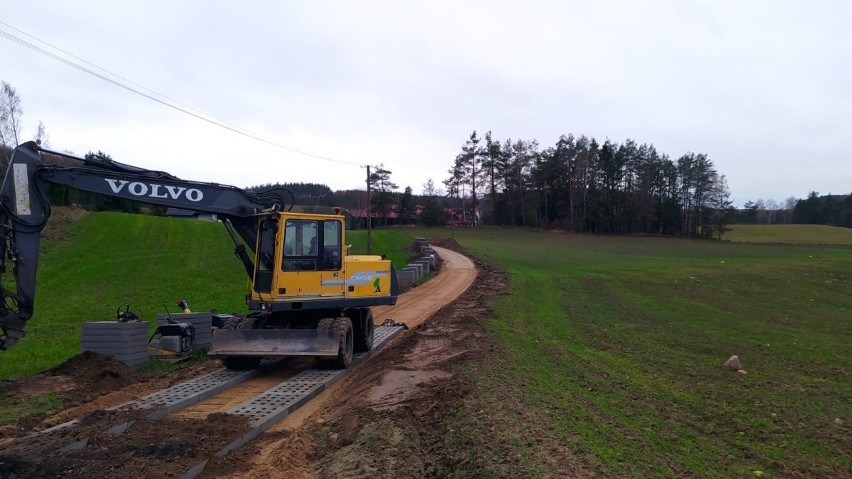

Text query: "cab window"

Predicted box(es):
[282, 219, 341, 271]
[322, 221, 342, 270]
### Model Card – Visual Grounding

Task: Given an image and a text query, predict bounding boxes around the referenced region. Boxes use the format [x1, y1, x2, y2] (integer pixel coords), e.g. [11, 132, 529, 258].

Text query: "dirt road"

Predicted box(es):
[373, 246, 477, 328]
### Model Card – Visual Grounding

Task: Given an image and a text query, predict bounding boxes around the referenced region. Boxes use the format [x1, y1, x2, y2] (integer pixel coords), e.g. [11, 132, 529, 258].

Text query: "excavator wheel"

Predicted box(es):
[317, 316, 353, 369]
[221, 316, 262, 371]
[316, 317, 334, 330]
[353, 309, 375, 353]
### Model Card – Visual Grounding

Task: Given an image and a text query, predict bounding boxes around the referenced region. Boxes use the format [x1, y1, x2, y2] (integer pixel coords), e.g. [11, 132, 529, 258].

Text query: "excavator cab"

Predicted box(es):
[247, 212, 396, 306]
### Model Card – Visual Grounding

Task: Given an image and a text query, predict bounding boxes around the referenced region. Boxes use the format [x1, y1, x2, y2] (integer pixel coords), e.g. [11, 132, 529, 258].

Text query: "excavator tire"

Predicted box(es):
[318, 316, 353, 370]
[353, 309, 374, 353]
[221, 316, 262, 371]
[316, 317, 334, 330]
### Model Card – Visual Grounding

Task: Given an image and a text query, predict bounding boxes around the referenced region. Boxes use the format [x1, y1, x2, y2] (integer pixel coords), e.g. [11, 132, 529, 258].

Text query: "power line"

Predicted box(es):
[0, 21, 360, 167]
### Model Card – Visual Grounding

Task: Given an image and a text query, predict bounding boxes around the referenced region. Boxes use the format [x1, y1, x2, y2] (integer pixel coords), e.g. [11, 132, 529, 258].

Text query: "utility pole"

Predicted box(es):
[365, 165, 372, 254]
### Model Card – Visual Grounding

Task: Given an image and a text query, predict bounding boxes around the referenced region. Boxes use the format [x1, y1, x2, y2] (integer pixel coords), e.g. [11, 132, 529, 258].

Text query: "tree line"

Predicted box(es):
[791, 192, 852, 227]
[444, 130, 734, 238]
[3, 79, 847, 231]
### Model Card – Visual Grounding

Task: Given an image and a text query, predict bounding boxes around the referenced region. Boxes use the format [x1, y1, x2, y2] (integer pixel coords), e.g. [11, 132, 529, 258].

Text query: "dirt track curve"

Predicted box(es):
[375, 246, 477, 328]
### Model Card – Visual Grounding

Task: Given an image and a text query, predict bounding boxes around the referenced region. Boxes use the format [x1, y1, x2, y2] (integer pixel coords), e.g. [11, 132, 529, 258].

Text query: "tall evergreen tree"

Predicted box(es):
[481, 131, 502, 225]
[368, 164, 398, 226]
[398, 186, 415, 224]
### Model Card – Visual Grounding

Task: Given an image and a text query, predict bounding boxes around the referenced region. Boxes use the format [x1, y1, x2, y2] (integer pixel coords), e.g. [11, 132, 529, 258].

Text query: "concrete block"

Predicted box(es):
[78, 331, 149, 341]
[414, 259, 431, 274]
[156, 313, 213, 349]
[82, 322, 149, 334]
[81, 321, 150, 369]
[428, 254, 439, 268]
[401, 266, 420, 282]
[407, 263, 423, 278]
[397, 269, 416, 289]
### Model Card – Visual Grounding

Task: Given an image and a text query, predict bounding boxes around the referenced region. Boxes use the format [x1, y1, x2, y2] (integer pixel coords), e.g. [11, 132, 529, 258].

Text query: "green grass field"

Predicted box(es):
[727, 224, 852, 245]
[424, 227, 851, 477]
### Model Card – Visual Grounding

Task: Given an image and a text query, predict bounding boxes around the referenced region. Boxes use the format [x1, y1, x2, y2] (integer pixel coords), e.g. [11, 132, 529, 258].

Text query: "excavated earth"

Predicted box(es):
[0, 238, 524, 478]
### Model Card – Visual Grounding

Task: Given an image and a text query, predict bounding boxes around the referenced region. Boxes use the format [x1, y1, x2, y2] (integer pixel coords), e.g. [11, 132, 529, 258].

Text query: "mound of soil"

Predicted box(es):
[51, 351, 141, 395]
[2, 351, 142, 421]
[430, 236, 464, 253]
[0, 410, 251, 478]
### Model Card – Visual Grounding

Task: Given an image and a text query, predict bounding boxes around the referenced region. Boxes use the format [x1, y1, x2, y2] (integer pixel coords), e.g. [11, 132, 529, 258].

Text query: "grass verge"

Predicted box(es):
[0, 393, 63, 427]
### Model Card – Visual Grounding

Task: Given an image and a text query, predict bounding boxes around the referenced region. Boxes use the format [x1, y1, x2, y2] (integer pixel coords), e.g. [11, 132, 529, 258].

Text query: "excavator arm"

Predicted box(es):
[0, 141, 290, 349]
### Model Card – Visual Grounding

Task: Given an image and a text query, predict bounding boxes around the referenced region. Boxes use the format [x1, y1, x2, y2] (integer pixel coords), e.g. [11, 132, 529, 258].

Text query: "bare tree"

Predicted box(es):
[33, 120, 50, 147]
[709, 174, 734, 239]
[782, 196, 798, 223]
[0, 81, 23, 148]
[0, 81, 24, 176]
[422, 178, 442, 197]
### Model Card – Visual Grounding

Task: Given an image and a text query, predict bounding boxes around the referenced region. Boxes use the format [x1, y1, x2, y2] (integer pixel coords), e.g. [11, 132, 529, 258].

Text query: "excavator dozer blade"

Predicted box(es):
[208, 329, 340, 358]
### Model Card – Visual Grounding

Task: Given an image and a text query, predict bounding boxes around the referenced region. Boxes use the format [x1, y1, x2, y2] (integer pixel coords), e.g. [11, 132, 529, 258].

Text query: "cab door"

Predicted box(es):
[252, 217, 278, 295]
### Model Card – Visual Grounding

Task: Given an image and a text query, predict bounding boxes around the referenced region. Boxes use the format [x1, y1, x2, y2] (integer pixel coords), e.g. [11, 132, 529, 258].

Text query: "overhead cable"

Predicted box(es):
[0, 21, 359, 166]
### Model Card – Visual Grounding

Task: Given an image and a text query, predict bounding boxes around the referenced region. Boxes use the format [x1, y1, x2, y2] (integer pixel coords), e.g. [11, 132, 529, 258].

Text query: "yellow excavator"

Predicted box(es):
[0, 142, 398, 369]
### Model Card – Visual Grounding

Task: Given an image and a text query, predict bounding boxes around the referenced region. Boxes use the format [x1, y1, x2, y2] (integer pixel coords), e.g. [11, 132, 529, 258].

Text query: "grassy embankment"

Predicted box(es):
[0, 212, 411, 380]
[432, 227, 850, 478]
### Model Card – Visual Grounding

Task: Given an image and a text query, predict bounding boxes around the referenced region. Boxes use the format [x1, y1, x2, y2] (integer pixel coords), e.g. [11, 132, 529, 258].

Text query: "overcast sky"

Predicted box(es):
[1, 1, 849, 206]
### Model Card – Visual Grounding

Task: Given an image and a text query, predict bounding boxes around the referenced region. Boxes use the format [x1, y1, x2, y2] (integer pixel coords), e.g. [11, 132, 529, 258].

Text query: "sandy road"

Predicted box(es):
[373, 246, 477, 328]
[174, 245, 477, 422]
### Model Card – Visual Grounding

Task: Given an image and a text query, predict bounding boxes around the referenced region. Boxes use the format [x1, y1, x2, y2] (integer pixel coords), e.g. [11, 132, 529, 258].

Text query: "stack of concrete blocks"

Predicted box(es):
[80, 321, 150, 369]
[415, 238, 441, 269]
[155, 312, 214, 349]
[413, 258, 432, 276]
[397, 238, 441, 290]
[397, 266, 418, 290]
